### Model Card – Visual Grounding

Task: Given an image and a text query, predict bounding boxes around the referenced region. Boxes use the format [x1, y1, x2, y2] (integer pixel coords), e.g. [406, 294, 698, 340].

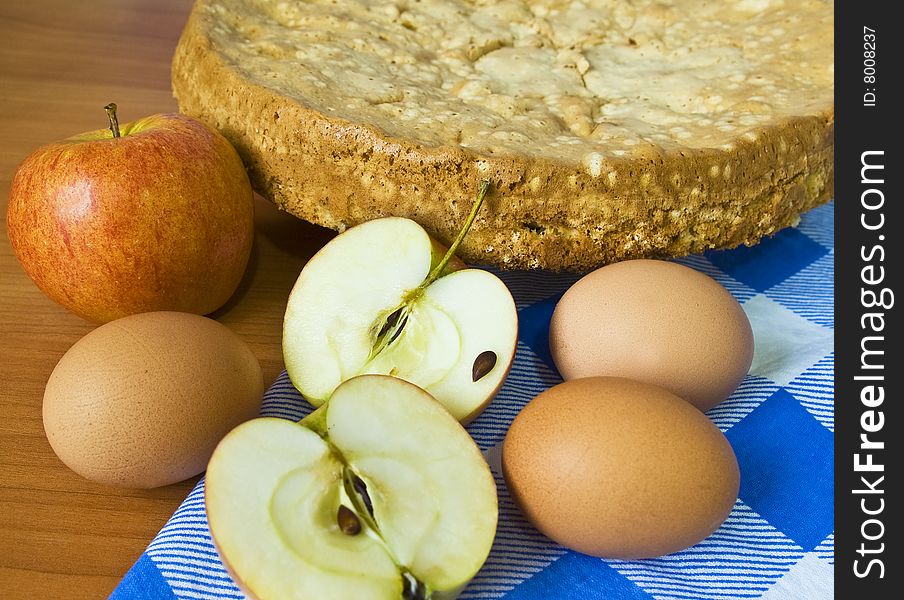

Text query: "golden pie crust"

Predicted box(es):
[172, 0, 834, 270]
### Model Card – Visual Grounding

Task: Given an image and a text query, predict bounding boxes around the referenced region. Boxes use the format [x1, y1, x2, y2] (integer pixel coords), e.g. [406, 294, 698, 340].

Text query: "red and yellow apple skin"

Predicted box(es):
[6, 112, 254, 323]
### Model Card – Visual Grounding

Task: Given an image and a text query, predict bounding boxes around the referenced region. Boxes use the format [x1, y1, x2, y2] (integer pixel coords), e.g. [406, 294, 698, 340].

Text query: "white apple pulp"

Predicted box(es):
[283, 217, 517, 421]
[205, 375, 498, 600]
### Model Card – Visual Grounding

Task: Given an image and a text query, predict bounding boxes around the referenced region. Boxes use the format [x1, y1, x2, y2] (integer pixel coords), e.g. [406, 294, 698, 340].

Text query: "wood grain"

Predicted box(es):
[0, 1, 335, 597]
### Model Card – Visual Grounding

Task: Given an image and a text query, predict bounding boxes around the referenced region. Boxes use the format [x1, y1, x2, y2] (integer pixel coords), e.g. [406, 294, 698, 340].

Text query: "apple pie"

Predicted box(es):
[172, 0, 834, 270]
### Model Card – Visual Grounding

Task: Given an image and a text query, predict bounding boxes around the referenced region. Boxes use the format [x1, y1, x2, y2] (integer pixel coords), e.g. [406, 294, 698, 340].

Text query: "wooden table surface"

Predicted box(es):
[0, 1, 336, 597]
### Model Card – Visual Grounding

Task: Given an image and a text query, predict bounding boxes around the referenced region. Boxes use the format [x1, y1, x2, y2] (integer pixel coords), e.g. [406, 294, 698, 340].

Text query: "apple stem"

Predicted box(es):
[372, 179, 490, 359]
[104, 103, 121, 138]
[421, 179, 491, 289]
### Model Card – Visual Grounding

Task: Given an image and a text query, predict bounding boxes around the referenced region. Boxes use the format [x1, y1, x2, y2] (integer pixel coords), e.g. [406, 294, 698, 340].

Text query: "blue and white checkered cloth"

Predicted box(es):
[113, 202, 834, 600]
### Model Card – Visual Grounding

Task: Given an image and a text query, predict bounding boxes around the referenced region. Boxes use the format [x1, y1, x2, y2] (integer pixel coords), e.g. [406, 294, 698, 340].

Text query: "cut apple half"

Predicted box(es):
[283, 181, 517, 422]
[205, 375, 498, 600]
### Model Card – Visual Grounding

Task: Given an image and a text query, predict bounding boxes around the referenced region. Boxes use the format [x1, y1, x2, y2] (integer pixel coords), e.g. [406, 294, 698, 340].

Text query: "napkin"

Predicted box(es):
[112, 202, 834, 599]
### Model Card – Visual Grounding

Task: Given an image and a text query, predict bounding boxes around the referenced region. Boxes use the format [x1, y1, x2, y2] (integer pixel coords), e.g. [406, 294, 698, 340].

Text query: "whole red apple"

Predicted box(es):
[6, 105, 254, 323]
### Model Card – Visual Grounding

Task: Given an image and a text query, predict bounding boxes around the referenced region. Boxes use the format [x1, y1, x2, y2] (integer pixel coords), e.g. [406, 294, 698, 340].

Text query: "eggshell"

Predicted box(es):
[502, 377, 739, 559]
[43, 311, 264, 488]
[549, 259, 753, 412]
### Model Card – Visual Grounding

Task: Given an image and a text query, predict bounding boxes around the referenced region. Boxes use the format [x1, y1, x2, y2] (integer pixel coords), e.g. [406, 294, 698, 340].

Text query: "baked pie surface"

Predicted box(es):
[173, 0, 834, 270]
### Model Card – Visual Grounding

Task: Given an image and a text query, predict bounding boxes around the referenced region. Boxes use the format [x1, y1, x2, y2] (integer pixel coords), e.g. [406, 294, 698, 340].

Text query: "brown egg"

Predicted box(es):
[549, 259, 753, 412]
[43, 312, 264, 488]
[502, 377, 739, 559]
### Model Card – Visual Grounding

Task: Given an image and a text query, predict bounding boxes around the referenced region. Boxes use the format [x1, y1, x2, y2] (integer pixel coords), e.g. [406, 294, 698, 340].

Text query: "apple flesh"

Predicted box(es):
[6, 108, 254, 323]
[205, 375, 498, 599]
[283, 185, 517, 422]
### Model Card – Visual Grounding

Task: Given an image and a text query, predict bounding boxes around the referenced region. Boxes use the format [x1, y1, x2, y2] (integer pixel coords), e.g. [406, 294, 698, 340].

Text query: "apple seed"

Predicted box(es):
[402, 571, 428, 600]
[377, 306, 405, 339]
[387, 314, 409, 345]
[472, 350, 497, 382]
[336, 505, 362, 536]
[371, 306, 410, 359]
[352, 473, 375, 518]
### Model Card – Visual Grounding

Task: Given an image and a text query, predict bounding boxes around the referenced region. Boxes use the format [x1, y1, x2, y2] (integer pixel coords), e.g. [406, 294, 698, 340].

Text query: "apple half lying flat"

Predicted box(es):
[206, 375, 498, 600]
[283, 182, 517, 422]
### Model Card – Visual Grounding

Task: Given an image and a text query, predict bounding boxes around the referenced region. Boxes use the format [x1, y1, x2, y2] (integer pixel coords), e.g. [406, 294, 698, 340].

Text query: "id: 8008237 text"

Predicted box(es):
[863, 26, 877, 107]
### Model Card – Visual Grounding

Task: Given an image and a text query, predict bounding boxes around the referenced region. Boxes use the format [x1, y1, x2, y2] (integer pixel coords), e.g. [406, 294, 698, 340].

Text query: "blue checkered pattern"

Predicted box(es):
[112, 202, 834, 600]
